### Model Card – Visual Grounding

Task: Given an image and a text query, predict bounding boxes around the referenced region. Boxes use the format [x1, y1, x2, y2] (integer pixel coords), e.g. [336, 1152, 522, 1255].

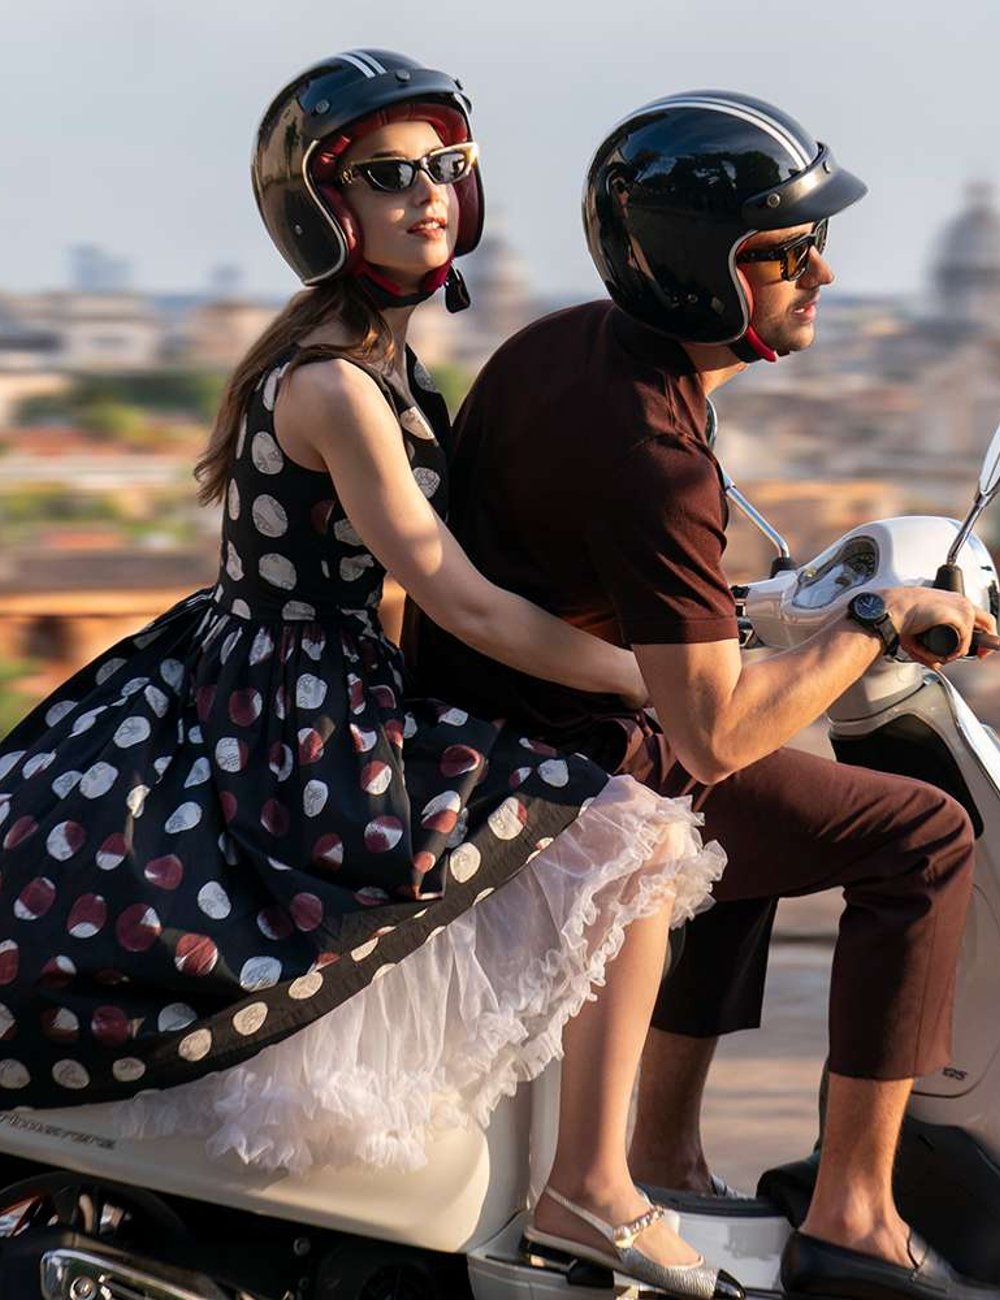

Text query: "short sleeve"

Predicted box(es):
[587, 436, 738, 645]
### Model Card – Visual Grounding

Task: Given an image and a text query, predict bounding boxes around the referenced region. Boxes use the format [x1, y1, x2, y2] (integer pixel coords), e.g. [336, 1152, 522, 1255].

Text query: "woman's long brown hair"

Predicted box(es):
[194, 277, 393, 506]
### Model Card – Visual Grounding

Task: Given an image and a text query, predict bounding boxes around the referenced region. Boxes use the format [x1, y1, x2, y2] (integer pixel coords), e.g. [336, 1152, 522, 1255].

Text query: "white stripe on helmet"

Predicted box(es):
[339, 52, 379, 78]
[619, 95, 812, 170]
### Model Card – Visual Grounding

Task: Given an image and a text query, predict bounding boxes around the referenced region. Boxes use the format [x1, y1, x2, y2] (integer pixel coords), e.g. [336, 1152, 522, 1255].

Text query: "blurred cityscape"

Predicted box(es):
[2, 185, 1000, 736]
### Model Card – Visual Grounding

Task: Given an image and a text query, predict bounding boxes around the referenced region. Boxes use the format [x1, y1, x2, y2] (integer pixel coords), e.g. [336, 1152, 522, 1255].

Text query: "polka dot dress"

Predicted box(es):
[0, 348, 631, 1109]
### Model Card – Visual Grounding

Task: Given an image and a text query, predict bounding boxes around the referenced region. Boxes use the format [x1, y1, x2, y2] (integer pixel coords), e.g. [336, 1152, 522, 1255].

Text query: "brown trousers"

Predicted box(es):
[608, 727, 975, 1081]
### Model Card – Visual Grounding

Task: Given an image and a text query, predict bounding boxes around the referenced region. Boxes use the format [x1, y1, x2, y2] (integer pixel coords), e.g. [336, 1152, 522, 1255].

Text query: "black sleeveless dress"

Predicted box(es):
[0, 350, 722, 1165]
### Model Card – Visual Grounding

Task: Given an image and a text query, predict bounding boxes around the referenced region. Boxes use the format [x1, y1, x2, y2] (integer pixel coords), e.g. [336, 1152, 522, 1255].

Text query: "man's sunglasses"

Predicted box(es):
[735, 218, 829, 282]
[338, 142, 479, 194]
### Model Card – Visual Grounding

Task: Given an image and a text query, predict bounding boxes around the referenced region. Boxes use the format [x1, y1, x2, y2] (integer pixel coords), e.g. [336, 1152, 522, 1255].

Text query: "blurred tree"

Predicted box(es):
[430, 363, 475, 417]
[78, 399, 148, 441]
[0, 661, 38, 742]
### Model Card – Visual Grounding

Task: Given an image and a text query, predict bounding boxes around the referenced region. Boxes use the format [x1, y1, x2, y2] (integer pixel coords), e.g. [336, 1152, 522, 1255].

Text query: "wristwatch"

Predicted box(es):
[846, 591, 900, 656]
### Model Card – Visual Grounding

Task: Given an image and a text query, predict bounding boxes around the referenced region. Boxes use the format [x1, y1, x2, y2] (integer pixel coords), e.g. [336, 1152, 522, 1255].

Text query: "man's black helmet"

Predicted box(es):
[253, 49, 484, 285]
[583, 91, 866, 350]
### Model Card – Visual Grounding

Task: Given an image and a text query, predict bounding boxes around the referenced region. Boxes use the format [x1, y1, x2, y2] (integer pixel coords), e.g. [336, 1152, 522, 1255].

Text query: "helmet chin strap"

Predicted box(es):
[731, 271, 777, 363]
[357, 262, 471, 313]
[731, 326, 777, 364]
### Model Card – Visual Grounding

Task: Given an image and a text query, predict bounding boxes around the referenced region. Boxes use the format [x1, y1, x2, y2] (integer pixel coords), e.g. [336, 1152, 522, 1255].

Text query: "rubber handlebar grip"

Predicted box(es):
[918, 625, 962, 658]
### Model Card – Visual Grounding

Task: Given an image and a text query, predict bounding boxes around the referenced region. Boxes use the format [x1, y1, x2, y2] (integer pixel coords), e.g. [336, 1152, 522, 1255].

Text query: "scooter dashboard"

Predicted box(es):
[791, 535, 879, 610]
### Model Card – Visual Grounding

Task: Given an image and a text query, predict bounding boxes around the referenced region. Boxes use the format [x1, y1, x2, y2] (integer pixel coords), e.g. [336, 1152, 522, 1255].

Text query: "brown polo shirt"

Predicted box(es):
[405, 300, 738, 761]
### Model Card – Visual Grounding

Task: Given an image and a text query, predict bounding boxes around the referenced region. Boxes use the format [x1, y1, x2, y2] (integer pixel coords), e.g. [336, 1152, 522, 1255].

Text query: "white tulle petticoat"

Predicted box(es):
[112, 776, 725, 1174]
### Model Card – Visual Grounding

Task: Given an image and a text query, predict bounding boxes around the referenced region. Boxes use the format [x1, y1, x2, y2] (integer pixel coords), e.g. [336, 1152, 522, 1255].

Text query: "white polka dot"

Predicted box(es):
[214, 738, 246, 773]
[252, 494, 288, 537]
[296, 674, 327, 710]
[225, 542, 244, 582]
[236, 415, 247, 458]
[52, 770, 82, 798]
[351, 937, 380, 962]
[251, 430, 284, 474]
[262, 364, 288, 411]
[249, 629, 274, 664]
[438, 707, 468, 727]
[113, 1057, 146, 1083]
[414, 467, 441, 498]
[340, 554, 375, 582]
[283, 600, 317, 621]
[46, 821, 85, 861]
[539, 758, 570, 788]
[0, 1060, 29, 1090]
[487, 797, 528, 841]
[233, 1002, 268, 1036]
[400, 406, 435, 440]
[227, 480, 241, 520]
[22, 751, 55, 779]
[449, 843, 482, 883]
[333, 517, 362, 546]
[44, 700, 76, 727]
[198, 881, 231, 919]
[52, 1059, 90, 1090]
[350, 725, 377, 753]
[126, 785, 150, 818]
[144, 685, 170, 718]
[303, 780, 328, 817]
[220, 834, 239, 865]
[474, 887, 495, 904]
[259, 553, 297, 590]
[231, 598, 252, 620]
[160, 660, 185, 692]
[184, 757, 211, 788]
[165, 802, 202, 834]
[95, 657, 127, 685]
[178, 1029, 212, 1062]
[268, 743, 293, 782]
[80, 762, 118, 799]
[158, 1003, 197, 1032]
[120, 676, 150, 699]
[404, 714, 418, 739]
[70, 709, 105, 737]
[113, 717, 150, 749]
[371, 962, 397, 982]
[289, 971, 323, 1000]
[302, 630, 326, 660]
[240, 956, 282, 990]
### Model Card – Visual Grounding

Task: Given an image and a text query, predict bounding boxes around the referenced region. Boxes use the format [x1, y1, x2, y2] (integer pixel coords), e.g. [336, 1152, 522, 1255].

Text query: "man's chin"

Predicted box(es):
[769, 322, 816, 357]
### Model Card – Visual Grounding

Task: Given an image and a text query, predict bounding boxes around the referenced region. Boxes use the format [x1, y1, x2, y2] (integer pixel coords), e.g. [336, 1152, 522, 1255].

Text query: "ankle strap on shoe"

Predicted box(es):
[542, 1187, 666, 1250]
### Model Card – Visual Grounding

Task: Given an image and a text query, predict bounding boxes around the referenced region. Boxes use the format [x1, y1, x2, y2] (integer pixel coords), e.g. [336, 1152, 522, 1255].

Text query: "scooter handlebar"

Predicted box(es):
[917, 627, 1000, 658]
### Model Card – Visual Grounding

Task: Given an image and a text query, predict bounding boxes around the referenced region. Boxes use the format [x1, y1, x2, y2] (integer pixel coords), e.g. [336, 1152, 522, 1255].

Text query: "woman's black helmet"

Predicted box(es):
[253, 49, 484, 286]
[583, 91, 866, 352]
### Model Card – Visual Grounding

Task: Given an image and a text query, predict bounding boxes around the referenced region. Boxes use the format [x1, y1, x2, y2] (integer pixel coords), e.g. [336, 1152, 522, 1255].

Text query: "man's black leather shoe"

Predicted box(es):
[781, 1228, 1000, 1299]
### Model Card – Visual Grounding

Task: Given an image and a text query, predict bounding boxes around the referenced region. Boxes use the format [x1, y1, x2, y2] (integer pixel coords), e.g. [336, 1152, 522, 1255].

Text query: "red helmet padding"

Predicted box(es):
[734, 265, 778, 363]
[308, 101, 481, 273]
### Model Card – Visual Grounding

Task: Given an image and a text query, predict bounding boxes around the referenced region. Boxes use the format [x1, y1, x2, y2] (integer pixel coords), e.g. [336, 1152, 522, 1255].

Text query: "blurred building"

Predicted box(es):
[69, 244, 132, 295]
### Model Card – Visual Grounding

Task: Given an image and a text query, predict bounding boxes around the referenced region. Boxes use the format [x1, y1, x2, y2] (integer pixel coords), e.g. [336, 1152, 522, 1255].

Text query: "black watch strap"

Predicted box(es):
[846, 593, 900, 657]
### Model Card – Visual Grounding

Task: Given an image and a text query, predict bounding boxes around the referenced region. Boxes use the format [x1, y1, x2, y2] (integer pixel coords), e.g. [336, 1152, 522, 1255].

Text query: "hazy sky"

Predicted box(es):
[2, 0, 995, 301]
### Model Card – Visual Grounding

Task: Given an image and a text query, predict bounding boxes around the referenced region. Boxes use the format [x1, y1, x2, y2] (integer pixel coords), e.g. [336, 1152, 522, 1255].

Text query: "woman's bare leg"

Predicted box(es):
[533, 900, 701, 1266]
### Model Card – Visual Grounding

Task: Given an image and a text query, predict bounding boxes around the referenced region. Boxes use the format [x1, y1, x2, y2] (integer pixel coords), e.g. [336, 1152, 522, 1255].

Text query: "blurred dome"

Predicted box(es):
[931, 182, 1000, 330]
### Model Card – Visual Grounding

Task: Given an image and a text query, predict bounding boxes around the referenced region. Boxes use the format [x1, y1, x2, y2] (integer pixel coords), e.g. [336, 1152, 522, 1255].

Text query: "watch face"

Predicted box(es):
[853, 591, 887, 620]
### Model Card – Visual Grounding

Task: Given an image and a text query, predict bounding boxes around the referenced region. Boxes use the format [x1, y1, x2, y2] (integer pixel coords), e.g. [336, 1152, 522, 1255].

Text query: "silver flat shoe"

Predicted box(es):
[523, 1186, 745, 1299]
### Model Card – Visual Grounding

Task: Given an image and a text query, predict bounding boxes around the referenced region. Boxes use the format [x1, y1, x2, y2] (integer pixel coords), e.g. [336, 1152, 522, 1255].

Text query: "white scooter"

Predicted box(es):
[2, 435, 1000, 1300]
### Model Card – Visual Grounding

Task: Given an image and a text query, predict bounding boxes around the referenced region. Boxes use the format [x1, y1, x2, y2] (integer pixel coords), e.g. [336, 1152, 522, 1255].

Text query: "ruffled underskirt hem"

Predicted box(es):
[111, 776, 725, 1174]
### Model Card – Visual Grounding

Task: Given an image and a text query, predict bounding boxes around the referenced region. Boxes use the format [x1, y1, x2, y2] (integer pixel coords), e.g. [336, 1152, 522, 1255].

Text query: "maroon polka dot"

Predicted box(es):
[290, 893, 323, 932]
[364, 816, 403, 853]
[354, 887, 390, 907]
[371, 685, 396, 709]
[66, 894, 107, 940]
[311, 500, 336, 534]
[298, 728, 325, 764]
[312, 833, 343, 869]
[174, 933, 219, 977]
[40, 956, 76, 988]
[195, 685, 217, 722]
[383, 718, 404, 748]
[0, 941, 18, 986]
[14, 877, 56, 921]
[144, 855, 184, 890]
[441, 745, 483, 778]
[228, 688, 263, 727]
[261, 799, 290, 837]
[219, 791, 238, 824]
[348, 678, 365, 712]
[41, 1008, 79, 1043]
[314, 951, 341, 968]
[257, 906, 293, 941]
[96, 832, 128, 870]
[116, 904, 162, 953]
[91, 1005, 130, 1047]
[413, 851, 436, 874]
[3, 816, 38, 850]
